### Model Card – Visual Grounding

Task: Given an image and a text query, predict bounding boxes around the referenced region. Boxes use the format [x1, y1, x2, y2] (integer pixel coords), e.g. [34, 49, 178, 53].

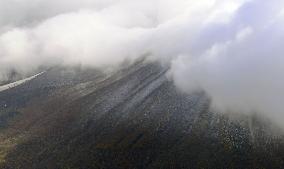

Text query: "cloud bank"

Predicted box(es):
[0, 0, 284, 127]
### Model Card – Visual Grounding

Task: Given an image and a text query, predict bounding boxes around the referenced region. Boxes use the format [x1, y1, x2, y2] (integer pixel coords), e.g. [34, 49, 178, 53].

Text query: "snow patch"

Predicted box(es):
[0, 72, 45, 93]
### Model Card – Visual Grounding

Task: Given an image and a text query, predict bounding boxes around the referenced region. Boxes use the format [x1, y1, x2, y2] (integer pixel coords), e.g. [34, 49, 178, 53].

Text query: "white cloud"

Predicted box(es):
[1, 0, 284, 128]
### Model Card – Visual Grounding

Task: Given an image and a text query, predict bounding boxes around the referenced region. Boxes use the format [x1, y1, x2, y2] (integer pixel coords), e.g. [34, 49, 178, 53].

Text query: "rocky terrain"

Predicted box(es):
[0, 60, 284, 169]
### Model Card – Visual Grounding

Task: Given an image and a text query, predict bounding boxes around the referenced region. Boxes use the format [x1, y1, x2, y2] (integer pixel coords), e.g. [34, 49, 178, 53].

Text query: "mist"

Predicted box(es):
[0, 0, 284, 127]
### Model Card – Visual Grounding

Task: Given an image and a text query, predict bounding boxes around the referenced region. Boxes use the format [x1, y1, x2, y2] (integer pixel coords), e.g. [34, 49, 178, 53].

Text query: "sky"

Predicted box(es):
[0, 0, 284, 128]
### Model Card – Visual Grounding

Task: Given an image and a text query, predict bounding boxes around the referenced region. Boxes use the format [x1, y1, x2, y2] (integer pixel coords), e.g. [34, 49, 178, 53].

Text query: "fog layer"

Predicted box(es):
[0, 0, 284, 127]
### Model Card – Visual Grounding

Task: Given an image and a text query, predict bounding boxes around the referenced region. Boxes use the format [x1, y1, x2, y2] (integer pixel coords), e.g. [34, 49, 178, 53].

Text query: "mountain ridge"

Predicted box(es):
[0, 61, 284, 169]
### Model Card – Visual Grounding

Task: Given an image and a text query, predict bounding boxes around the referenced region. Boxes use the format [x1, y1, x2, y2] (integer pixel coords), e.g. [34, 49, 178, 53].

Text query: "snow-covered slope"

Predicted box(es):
[0, 72, 45, 93]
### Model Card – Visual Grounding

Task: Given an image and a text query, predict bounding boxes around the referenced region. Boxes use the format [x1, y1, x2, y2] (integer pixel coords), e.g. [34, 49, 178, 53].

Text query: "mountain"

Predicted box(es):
[0, 60, 284, 169]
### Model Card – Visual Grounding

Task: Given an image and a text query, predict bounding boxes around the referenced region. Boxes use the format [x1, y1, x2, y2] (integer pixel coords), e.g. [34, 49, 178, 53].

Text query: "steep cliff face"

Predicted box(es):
[0, 61, 284, 169]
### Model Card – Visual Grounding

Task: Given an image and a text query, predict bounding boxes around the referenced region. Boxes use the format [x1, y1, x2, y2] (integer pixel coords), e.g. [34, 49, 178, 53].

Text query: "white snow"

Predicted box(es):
[0, 72, 45, 93]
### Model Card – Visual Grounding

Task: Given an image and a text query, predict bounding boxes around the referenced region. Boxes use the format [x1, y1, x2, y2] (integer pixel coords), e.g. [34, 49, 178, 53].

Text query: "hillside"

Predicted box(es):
[0, 61, 284, 169]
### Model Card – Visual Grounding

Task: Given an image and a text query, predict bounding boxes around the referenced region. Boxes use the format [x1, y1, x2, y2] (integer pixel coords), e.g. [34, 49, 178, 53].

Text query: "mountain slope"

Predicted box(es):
[0, 61, 284, 169]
